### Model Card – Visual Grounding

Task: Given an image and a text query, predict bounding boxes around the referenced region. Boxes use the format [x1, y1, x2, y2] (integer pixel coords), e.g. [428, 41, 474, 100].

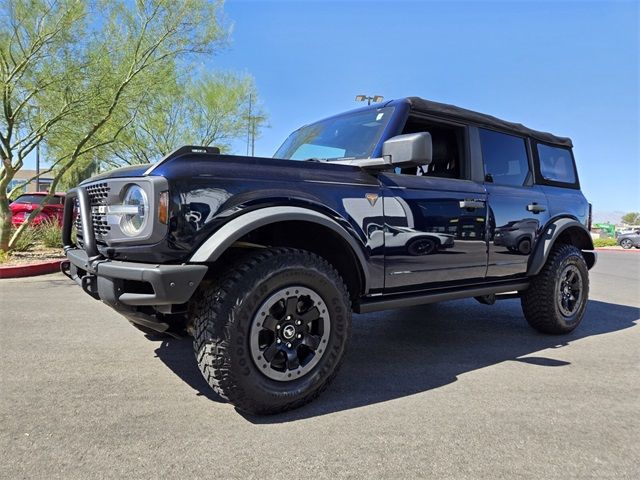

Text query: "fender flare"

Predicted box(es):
[189, 206, 370, 292]
[527, 217, 596, 276]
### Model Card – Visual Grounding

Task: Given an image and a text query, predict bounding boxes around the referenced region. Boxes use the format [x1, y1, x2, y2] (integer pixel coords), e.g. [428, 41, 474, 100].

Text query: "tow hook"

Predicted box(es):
[60, 260, 71, 279]
[81, 274, 100, 300]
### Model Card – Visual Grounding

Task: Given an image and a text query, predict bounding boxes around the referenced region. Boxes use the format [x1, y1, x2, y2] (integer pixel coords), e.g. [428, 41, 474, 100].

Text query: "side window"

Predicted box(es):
[397, 117, 465, 179]
[537, 143, 577, 184]
[479, 129, 530, 187]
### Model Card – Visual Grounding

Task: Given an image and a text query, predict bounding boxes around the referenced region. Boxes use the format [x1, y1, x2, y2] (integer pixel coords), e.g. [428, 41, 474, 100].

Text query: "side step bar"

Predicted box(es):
[355, 280, 530, 314]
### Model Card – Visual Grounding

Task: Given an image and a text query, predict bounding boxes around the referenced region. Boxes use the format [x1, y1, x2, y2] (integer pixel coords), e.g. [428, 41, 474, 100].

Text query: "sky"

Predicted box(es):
[21, 0, 638, 215]
[209, 0, 639, 214]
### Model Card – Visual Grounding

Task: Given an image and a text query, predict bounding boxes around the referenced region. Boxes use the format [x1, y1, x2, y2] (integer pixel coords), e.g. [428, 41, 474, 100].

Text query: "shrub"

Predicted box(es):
[39, 219, 63, 248]
[9, 226, 38, 252]
[593, 238, 618, 247]
[0, 250, 10, 264]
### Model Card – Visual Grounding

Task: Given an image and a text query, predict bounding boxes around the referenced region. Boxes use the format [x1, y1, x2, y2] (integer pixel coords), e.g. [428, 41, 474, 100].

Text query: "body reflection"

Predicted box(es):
[380, 184, 488, 289]
[181, 188, 231, 232]
[369, 223, 454, 256]
[493, 219, 539, 255]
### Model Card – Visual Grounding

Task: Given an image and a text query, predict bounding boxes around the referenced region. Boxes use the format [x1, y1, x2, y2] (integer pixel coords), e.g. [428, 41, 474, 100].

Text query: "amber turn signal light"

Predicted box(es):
[158, 191, 169, 224]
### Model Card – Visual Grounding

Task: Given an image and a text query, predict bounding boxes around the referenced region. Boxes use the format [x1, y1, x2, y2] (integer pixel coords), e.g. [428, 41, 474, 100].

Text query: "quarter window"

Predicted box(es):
[537, 144, 577, 184]
[479, 129, 530, 187]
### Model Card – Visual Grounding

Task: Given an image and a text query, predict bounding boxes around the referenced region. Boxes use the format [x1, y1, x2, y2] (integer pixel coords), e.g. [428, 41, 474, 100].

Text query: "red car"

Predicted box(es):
[10, 192, 66, 227]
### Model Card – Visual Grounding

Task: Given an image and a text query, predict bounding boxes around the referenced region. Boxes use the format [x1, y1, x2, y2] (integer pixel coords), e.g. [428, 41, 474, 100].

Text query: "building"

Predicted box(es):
[6, 170, 53, 194]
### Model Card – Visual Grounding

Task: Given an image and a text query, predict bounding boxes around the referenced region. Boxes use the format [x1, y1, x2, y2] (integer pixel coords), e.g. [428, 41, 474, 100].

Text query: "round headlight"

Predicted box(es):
[120, 185, 148, 236]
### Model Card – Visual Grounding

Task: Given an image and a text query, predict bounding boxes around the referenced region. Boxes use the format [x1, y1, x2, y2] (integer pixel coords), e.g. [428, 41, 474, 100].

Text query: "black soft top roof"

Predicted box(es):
[407, 97, 572, 147]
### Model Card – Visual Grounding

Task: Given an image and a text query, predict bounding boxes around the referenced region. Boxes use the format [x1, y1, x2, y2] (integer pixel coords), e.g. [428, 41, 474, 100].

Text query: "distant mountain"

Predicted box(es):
[592, 210, 626, 225]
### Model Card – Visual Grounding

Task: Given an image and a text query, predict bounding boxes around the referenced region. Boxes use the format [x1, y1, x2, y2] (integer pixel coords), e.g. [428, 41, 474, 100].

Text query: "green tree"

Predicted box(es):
[0, 0, 228, 252]
[621, 212, 640, 225]
[104, 71, 267, 167]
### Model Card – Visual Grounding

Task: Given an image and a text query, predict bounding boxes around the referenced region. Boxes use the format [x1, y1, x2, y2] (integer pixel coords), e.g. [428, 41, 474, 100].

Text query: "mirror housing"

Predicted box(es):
[382, 132, 432, 167]
[331, 132, 433, 170]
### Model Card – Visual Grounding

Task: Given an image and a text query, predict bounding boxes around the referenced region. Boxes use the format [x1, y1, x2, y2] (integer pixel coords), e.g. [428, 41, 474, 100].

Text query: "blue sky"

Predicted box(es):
[211, 0, 638, 214]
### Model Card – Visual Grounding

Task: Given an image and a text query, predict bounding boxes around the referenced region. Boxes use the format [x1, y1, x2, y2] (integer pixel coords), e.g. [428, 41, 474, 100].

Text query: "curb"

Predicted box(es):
[0, 259, 63, 279]
[595, 247, 639, 253]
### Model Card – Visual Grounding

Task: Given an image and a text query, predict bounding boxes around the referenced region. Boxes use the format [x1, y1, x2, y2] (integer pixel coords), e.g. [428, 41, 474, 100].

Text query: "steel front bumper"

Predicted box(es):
[62, 249, 207, 307]
[60, 185, 207, 308]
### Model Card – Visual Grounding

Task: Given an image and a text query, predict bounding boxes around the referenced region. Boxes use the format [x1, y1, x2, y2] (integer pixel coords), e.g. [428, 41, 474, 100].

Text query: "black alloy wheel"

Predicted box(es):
[249, 286, 330, 381]
[556, 264, 583, 317]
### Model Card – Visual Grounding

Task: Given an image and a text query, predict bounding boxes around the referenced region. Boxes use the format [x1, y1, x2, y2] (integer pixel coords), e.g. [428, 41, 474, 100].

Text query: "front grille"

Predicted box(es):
[75, 182, 112, 241]
[86, 182, 110, 205]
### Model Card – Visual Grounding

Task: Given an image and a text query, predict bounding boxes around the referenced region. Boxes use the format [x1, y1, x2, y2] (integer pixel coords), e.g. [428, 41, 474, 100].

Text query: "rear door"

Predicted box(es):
[477, 128, 550, 279]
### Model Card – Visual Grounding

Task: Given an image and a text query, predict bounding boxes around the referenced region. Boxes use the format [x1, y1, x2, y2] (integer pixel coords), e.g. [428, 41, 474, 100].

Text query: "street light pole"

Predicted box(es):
[35, 142, 40, 192]
[35, 106, 41, 192]
[247, 93, 253, 156]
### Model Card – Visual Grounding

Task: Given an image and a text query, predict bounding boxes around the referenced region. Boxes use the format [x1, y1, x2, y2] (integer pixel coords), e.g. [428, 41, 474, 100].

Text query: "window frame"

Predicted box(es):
[478, 127, 532, 188]
[396, 112, 471, 181]
[532, 140, 581, 189]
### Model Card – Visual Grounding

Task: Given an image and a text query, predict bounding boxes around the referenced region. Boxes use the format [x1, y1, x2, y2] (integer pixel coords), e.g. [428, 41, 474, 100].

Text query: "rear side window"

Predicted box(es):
[479, 129, 530, 187]
[537, 144, 577, 184]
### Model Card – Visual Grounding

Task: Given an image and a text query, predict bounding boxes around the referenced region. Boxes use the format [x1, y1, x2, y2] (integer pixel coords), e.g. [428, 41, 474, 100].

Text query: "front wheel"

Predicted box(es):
[192, 248, 351, 414]
[521, 244, 589, 334]
[620, 238, 633, 249]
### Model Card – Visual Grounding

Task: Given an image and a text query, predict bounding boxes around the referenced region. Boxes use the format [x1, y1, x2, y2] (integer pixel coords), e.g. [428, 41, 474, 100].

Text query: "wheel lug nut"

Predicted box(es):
[286, 342, 292, 348]
[286, 315, 292, 321]
[276, 324, 281, 329]
[276, 339, 281, 344]
[297, 334, 302, 339]
[295, 320, 302, 326]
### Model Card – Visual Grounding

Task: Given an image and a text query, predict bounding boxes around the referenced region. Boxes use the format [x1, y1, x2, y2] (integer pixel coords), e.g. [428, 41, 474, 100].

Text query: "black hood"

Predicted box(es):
[81, 164, 150, 184]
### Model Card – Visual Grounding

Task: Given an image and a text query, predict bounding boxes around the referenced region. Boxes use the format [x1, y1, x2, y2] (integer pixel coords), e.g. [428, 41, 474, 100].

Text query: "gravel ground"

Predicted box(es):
[0, 247, 64, 267]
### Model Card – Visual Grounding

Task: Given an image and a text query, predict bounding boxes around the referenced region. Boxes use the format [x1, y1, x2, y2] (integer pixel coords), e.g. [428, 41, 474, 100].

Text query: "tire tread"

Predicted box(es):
[192, 247, 351, 414]
[521, 243, 589, 334]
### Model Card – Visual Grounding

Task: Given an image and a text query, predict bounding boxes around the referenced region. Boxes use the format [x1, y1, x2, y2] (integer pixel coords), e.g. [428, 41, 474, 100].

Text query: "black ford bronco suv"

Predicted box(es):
[61, 97, 596, 414]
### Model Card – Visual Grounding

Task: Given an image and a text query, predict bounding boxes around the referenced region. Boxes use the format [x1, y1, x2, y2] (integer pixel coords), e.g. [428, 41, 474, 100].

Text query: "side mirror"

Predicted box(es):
[382, 132, 432, 167]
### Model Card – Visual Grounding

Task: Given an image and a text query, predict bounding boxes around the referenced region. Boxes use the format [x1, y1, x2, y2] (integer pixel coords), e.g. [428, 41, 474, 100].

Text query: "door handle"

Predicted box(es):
[527, 203, 546, 213]
[459, 200, 486, 209]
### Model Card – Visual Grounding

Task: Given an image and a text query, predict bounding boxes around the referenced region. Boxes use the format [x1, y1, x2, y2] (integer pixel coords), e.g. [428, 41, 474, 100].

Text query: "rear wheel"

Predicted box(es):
[521, 244, 589, 334]
[192, 248, 351, 414]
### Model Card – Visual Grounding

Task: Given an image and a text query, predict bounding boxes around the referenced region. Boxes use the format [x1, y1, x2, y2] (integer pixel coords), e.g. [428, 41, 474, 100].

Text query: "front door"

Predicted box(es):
[379, 173, 488, 292]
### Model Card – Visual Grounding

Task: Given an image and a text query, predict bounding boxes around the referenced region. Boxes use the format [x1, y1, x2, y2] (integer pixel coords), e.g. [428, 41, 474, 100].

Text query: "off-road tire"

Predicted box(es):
[521, 243, 589, 334]
[192, 248, 351, 414]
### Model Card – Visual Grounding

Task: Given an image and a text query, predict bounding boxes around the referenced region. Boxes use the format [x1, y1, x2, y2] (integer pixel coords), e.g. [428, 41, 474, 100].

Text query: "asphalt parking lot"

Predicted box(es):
[1, 251, 638, 479]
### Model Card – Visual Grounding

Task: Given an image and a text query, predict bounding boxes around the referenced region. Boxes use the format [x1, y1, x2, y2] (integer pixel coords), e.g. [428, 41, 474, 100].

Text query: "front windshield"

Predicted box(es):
[274, 106, 395, 161]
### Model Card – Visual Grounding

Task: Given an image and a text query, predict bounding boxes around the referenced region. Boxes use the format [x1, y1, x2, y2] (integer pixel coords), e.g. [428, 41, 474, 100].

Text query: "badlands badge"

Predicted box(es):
[365, 193, 379, 207]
